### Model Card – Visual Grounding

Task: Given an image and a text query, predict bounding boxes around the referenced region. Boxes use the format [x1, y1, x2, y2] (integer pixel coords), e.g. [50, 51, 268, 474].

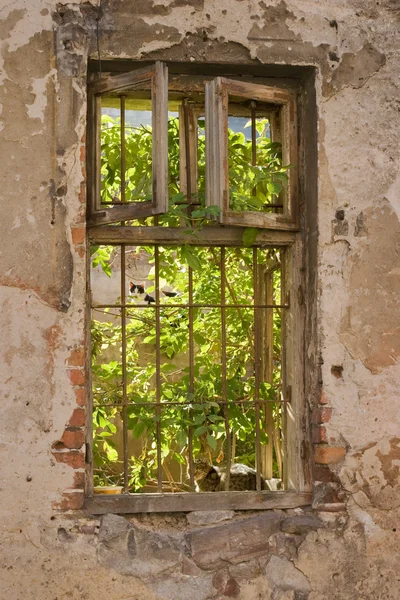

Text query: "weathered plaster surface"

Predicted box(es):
[1, 0, 399, 598]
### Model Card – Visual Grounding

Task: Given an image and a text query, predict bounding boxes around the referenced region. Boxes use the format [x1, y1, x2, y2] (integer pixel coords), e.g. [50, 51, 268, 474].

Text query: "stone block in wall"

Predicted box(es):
[186, 510, 235, 526]
[186, 513, 281, 570]
[264, 555, 311, 595]
[280, 514, 322, 535]
[98, 514, 183, 580]
[150, 573, 214, 600]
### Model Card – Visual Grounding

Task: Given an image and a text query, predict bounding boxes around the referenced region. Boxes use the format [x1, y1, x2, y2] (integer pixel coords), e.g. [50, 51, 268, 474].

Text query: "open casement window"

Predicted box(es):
[86, 65, 309, 514]
[205, 77, 298, 230]
[87, 62, 168, 226]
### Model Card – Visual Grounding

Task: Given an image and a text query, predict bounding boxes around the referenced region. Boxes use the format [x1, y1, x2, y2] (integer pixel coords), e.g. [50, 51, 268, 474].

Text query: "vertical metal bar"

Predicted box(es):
[250, 101, 257, 167]
[183, 99, 192, 207]
[120, 95, 126, 203]
[263, 267, 274, 480]
[188, 265, 195, 489]
[250, 101, 257, 199]
[120, 244, 129, 493]
[221, 247, 231, 490]
[120, 96, 129, 491]
[280, 250, 288, 489]
[155, 245, 162, 492]
[253, 247, 262, 491]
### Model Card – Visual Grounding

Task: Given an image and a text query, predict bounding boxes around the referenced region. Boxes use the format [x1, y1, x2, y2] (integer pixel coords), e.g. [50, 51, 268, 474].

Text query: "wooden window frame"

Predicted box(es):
[85, 65, 309, 514]
[205, 77, 298, 230]
[87, 61, 168, 226]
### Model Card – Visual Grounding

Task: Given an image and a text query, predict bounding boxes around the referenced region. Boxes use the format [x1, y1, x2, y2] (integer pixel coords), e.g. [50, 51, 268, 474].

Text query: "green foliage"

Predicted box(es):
[92, 111, 286, 491]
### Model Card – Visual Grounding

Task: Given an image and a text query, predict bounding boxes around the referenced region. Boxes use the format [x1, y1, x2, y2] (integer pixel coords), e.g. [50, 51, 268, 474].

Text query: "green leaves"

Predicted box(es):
[180, 245, 201, 270]
[91, 246, 113, 277]
[92, 114, 285, 490]
[242, 227, 258, 247]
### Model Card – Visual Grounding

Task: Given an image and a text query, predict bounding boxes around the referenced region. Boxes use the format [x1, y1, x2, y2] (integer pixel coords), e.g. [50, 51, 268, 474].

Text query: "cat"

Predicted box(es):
[130, 282, 179, 304]
[192, 458, 270, 492]
[129, 282, 145, 294]
[129, 282, 155, 304]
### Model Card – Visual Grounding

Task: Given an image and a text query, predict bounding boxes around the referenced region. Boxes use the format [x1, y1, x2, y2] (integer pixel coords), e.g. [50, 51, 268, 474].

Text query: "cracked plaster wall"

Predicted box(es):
[0, 1, 399, 599]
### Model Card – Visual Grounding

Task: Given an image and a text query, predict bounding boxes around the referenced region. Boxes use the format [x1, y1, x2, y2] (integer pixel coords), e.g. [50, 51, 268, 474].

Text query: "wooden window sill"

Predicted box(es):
[84, 490, 312, 514]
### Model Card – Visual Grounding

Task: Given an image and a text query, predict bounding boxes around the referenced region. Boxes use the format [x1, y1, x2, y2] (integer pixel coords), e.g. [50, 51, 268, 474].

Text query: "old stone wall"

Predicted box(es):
[1, 1, 399, 599]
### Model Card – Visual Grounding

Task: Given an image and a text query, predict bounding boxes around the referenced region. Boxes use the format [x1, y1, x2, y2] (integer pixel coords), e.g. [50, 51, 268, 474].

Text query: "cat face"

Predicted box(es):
[193, 458, 212, 480]
[129, 282, 145, 295]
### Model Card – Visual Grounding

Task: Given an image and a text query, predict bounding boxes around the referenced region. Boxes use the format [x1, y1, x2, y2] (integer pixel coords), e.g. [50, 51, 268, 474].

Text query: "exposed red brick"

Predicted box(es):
[71, 227, 86, 245]
[61, 429, 85, 449]
[74, 387, 86, 407]
[79, 183, 86, 204]
[52, 450, 85, 469]
[67, 368, 85, 386]
[313, 465, 338, 483]
[69, 407, 86, 427]
[67, 348, 85, 367]
[314, 446, 346, 465]
[75, 245, 85, 259]
[319, 389, 329, 404]
[312, 425, 327, 444]
[57, 491, 84, 511]
[80, 144, 86, 163]
[73, 471, 86, 489]
[312, 407, 332, 424]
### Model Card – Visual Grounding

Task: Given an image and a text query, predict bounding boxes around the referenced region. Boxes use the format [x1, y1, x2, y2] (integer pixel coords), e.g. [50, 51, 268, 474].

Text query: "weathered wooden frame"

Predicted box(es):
[86, 225, 308, 513]
[87, 62, 168, 226]
[205, 77, 298, 230]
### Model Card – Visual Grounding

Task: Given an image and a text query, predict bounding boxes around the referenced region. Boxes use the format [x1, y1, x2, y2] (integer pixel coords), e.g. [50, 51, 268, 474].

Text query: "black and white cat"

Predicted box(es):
[129, 282, 155, 305]
[129, 282, 179, 304]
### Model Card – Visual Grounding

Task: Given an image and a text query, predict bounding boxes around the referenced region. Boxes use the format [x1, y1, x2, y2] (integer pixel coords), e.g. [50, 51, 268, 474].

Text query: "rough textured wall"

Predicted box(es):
[0, 1, 399, 599]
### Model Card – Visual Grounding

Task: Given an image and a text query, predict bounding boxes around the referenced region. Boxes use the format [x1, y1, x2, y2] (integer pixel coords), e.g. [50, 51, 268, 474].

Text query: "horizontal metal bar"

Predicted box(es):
[93, 303, 290, 309]
[93, 397, 288, 408]
[84, 491, 312, 514]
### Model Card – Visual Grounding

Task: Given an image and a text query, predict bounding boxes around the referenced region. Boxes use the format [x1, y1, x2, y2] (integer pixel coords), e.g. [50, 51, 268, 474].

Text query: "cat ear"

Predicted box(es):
[129, 282, 135, 292]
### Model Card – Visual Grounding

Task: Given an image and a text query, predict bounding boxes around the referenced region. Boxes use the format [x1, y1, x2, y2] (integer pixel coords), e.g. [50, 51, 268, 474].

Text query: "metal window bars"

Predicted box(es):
[91, 243, 290, 494]
[90, 80, 293, 495]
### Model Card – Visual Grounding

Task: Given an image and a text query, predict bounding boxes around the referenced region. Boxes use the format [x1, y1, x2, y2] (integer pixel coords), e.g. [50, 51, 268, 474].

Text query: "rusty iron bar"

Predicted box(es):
[281, 250, 288, 489]
[253, 247, 262, 492]
[120, 95, 126, 203]
[119, 97, 129, 493]
[251, 101, 257, 167]
[155, 245, 163, 492]
[94, 398, 289, 408]
[188, 266, 195, 490]
[120, 244, 129, 493]
[183, 99, 192, 207]
[221, 247, 231, 490]
[251, 101, 257, 200]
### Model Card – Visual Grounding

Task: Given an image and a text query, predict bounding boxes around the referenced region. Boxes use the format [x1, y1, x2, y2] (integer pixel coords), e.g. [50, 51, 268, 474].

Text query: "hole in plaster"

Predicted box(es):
[331, 365, 344, 379]
[335, 209, 345, 221]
